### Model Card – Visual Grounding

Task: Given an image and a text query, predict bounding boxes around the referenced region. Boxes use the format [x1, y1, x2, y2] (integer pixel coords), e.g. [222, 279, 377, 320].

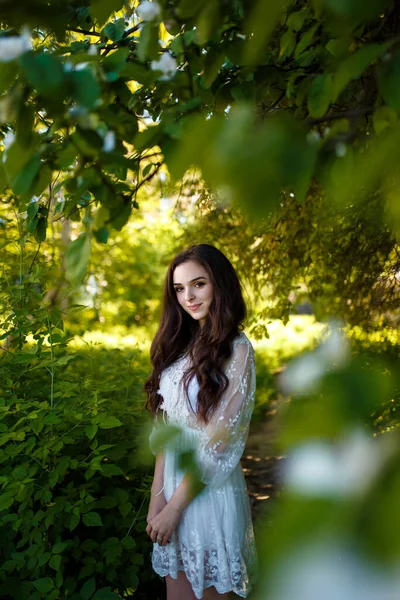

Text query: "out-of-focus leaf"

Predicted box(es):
[294, 23, 319, 59]
[70, 68, 101, 110]
[103, 47, 129, 75]
[333, 43, 388, 101]
[244, 0, 294, 65]
[91, 0, 125, 26]
[287, 9, 309, 31]
[137, 22, 159, 63]
[308, 74, 333, 117]
[378, 50, 400, 111]
[372, 105, 398, 135]
[65, 232, 92, 285]
[20, 53, 66, 101]
[280, 28, 297, 58]
[3, 141, 41, 196]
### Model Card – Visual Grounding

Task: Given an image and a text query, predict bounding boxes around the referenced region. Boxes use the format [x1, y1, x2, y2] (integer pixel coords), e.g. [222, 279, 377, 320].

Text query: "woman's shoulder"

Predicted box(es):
[230, 331, 255, 364]
[233, 330, 254, 351]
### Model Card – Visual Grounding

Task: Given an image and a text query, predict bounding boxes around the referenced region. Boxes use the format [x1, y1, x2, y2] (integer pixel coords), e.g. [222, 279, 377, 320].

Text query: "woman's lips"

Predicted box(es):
[188, 303, 202, 311]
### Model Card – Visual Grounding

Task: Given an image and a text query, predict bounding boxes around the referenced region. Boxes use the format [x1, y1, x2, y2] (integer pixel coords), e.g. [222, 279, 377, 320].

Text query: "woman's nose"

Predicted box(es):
[185, 288, 194, 300]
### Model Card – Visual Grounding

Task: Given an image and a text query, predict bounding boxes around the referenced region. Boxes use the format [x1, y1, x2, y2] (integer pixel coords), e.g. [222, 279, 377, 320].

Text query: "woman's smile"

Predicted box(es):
[188, 303, 202, 311]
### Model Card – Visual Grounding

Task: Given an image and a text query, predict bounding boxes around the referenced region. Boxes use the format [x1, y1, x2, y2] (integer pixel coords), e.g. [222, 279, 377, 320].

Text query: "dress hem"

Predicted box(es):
[153, 564, 253, 599]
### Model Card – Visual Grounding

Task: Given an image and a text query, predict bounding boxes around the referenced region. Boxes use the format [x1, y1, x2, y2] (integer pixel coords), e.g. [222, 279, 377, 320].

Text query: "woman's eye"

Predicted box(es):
[196, 282, 205, 288]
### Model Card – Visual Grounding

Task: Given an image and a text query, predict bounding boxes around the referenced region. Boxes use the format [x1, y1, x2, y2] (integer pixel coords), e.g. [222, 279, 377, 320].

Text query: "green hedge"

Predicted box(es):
[0, 331, 155, 599]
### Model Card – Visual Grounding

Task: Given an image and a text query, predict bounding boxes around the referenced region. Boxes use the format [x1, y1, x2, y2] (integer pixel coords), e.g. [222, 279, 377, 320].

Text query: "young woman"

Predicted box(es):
[144, 244, 258, 600]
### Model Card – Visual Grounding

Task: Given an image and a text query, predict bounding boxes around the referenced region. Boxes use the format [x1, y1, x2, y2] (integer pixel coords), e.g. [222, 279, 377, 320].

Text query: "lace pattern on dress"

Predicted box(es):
[151, 518, 258, 599]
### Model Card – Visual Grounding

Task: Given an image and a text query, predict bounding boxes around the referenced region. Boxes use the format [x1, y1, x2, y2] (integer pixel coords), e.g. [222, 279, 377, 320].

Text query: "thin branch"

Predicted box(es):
[66, 28, 101, 37]
[307, 107, 373, 126]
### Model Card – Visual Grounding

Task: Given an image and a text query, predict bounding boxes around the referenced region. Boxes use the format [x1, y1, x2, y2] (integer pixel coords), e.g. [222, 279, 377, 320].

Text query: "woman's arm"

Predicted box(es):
[151, 450, 165, 496]
[168, 471, 204, 513]
[147, 451, 167, 526]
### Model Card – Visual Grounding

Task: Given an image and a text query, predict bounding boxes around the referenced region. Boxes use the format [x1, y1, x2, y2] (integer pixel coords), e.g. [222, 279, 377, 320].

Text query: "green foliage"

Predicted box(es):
[0, 279, 155, 598]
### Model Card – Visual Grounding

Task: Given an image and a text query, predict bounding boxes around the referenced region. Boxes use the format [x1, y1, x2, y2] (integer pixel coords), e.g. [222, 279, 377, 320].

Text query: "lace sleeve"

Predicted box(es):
[195, 338, 256, 487]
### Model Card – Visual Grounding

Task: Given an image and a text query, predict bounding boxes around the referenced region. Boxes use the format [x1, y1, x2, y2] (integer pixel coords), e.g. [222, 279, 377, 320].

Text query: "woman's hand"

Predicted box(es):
[146, 503, 182, 547]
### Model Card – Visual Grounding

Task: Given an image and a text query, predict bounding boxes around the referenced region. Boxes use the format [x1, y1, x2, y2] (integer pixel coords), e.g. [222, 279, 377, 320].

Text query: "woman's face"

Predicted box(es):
[173, 260, 214, 326]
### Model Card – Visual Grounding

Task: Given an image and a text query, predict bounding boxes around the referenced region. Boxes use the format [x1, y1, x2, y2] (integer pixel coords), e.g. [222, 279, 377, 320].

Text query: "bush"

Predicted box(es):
[0, 302, 155, 599]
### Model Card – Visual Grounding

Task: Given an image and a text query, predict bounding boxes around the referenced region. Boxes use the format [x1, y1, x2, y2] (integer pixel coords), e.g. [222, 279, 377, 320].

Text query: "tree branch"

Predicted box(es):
[307, 106, 373, 126]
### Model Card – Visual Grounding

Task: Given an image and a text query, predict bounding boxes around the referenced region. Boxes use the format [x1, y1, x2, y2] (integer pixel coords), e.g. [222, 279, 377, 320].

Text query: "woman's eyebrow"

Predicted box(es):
[173, 276, 207, 286]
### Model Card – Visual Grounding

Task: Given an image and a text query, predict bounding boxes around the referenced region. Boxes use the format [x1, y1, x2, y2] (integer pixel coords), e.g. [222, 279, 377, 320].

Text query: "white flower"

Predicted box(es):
[63, 60, 75, 72]
[335, 142, 347, 157]
[2, 130, 15, 150]
[278, 320, 349, 396]
[279, 354, 326, 396]
[283, 427, 394, 498]
[102, 130, 116, 152]
[88, 44, 98, 55]
[270, 540, 400, 600]
[0, 27, 32, 62]
[317, 321, 350, 367]
[30, 195, 41, 203]
[136, 1, 161, 22]
[306, 130, 321, 144]
[150, 52, 177, 80]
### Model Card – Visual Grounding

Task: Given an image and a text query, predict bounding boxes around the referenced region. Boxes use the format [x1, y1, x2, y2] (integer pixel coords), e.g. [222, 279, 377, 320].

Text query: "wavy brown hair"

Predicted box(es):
[143, 244, 247, 424]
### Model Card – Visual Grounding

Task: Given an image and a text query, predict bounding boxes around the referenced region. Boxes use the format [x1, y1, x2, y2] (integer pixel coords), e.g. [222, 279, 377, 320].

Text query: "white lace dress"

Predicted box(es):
[149, 332, 259, 599]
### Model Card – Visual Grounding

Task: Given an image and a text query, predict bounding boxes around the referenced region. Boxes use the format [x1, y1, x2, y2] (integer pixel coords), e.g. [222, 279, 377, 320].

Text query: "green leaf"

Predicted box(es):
[100, 463, 124, 477]
[49, 555, 62, 570]
[20, 53, 66, 100]
[65, 232, 92, 285]
[92, 587, 122, 600]
[121, 536, 136, 550]
[120, 62, 152, 85]
[91, 0, 124, 26]
[0, 491, 14, 510]
[103, 47, 130, 74]
[81, 576, 96, 600]
[378, 50, 400, 111]
[83, 512, 103, 527]
[38, 552, 51, 567]
[286, 9, 309, 31]
[85, 425, 98, 440]
[326, 38, 348, 59]
[280, 28, 297, 58]
[333, 43, 388, 101]
[372, 105, 398, 135]
[243, 0, 294, 65]
[137, 22, 159, 62]
[49, 470, 58, 488]
[294, 23, 319, 59]
[98, 416, 122, 429]
[0, 61, 18, 95]
[33, 578, 54, 593]
[308, 74, 334, 118]
[58, 143, 77, 169]
[53, 542, 68, 554]
[103, 18, 126, 42]
[70, 513, 80, 531]
[4, 142, 41, 196]
[93, 226, 109, 244]
[118, 502, 132, 516]
[12, 352, 37, 363]
[70, 69, 101, 110]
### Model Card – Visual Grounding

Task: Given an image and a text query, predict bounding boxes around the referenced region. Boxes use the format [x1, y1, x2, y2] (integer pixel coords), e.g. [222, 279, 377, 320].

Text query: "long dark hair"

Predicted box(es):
[144, 244, 247, 424]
